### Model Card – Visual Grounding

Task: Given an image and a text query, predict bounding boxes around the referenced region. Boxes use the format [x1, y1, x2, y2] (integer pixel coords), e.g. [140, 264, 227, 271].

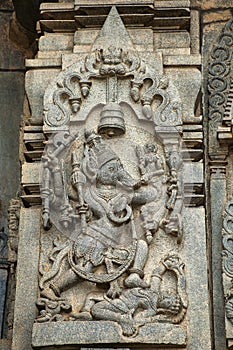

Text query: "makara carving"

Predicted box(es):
[37, 7, 187, 338]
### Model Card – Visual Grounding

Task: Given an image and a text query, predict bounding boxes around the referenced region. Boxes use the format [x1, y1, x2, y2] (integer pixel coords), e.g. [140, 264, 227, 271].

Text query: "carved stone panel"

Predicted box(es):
[12, 3, 211, 350]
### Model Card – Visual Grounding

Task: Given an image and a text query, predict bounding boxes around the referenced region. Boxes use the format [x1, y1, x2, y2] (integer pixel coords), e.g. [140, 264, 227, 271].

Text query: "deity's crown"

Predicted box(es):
[96, 146, 119, 169]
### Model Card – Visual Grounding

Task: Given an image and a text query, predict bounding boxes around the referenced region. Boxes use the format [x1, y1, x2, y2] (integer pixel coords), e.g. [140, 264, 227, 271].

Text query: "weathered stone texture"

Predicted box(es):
[0, 268, 8, 337]
[10, 3, 213, 350]
[192, 0, 232, 10]
[0, 2, 26, 347]
[0, 0, 231, 350]
[0, 72, 23, 229]
[183, 208, 211, 350]
[0, 13, 25, 70]
[25, 69, 61, 122]
[32, 322, 187, 347]
[203, 6, 233, 349]
[12, 209, 41, 350]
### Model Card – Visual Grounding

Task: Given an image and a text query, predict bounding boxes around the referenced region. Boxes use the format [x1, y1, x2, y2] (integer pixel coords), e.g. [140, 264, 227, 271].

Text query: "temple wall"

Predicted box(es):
[0, 1, 232, 349]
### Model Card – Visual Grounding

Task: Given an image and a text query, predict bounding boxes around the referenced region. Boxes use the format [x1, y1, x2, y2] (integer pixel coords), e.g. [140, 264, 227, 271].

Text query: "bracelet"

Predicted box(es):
[151, 273, 162, 280]
[129, 268, 144, 278]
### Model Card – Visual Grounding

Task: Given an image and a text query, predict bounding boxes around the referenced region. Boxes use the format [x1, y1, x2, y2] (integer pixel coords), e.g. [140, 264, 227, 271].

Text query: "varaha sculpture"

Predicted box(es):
[36, 6, 187, 340]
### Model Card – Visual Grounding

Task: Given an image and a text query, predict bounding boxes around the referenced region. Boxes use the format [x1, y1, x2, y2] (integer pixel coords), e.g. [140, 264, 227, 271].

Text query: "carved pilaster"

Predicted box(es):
[207, 17, 233, 350]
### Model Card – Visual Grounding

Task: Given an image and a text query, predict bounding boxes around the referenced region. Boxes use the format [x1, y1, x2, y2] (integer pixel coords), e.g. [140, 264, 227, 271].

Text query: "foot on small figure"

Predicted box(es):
[120, 315, 138, 337]
[107, 280, 122, 299]
[124, 273, 149, 288]
[70, 311, 92, 321]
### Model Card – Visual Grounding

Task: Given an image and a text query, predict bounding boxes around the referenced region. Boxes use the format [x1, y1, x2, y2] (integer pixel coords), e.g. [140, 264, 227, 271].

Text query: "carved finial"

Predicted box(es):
[91, 6, 136, 53]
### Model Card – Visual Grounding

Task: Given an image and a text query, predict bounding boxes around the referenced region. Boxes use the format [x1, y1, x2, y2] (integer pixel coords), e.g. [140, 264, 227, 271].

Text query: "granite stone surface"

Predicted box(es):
[9, 2, 221, 350]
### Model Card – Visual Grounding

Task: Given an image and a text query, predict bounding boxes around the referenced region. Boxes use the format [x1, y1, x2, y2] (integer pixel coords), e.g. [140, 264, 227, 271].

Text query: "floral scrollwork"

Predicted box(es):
[44, 72, 92, 128]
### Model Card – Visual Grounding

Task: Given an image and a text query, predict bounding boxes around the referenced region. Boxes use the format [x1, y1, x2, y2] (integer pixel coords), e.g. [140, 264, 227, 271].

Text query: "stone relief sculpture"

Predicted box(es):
[36, 6, 187, 340]
[71, 254, 187, 336]
[37, 129, 187, 334]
